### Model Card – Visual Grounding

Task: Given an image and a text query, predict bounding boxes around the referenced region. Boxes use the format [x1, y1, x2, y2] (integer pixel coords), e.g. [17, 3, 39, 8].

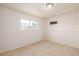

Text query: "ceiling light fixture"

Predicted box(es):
[45, 3, 54, 9]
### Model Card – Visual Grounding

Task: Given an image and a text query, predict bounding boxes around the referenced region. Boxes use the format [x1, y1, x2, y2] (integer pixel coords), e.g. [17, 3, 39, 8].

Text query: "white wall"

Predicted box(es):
[0, 5, 79, 54]
[46, 11, 79, 49]
[0, 5, 45, 53]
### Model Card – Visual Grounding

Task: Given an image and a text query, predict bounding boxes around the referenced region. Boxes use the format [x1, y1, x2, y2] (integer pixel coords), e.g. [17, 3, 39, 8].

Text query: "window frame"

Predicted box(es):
[20, 19, 39, 30]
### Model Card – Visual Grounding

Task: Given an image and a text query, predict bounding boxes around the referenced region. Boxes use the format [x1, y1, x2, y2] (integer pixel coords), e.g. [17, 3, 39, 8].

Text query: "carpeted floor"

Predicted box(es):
[0, 40, 79, 56]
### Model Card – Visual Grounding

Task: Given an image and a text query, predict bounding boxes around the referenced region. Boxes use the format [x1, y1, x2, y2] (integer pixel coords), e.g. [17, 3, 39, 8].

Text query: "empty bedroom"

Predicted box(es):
[0, 3, 79, 56]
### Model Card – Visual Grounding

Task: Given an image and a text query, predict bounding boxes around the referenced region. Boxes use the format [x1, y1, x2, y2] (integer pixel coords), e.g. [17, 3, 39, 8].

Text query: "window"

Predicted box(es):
[31, 21, 37, 28]
[20, 19, 38, 30]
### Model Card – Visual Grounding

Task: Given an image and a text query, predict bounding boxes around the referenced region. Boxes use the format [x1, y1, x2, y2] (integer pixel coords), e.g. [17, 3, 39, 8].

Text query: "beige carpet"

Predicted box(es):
[0, 40, 79, 56]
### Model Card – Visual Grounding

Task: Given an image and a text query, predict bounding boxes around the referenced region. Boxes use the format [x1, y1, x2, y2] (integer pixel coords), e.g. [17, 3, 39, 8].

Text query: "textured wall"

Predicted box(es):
[46, 11, 79, 49]
[0, 5, 45, 53]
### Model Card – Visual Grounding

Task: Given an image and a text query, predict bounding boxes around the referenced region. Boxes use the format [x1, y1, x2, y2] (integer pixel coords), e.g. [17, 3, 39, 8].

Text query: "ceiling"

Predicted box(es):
[1, 3, 79, 19]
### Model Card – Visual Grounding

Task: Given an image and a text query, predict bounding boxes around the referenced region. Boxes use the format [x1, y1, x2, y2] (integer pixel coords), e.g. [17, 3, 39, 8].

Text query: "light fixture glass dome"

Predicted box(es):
[45, 3, 54, 9]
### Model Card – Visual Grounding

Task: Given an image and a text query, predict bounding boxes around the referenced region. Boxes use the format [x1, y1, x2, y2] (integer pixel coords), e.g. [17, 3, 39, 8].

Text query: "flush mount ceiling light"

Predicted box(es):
[44, 3, 54, 9]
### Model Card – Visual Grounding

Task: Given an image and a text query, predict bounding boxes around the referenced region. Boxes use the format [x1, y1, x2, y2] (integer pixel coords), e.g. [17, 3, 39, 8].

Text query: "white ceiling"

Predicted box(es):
[1, 3, 79, 19]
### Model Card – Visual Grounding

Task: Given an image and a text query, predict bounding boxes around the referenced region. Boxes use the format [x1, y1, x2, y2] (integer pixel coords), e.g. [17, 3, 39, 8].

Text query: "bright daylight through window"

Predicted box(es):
[20, 19, 38, 30]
